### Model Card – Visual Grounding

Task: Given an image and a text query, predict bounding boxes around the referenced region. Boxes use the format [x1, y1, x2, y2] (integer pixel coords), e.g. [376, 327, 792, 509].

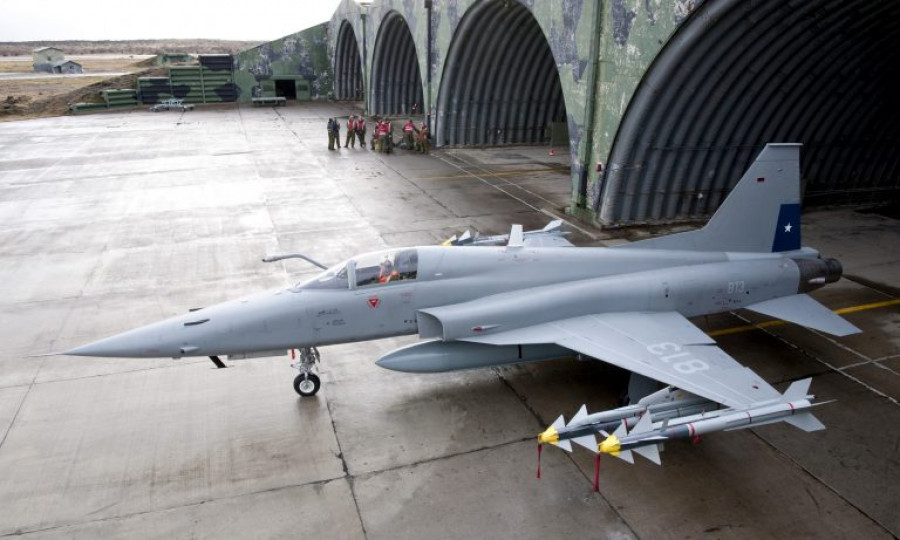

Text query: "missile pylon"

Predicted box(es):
[597, 378, 827, 466]
[537, 386, 722, 453]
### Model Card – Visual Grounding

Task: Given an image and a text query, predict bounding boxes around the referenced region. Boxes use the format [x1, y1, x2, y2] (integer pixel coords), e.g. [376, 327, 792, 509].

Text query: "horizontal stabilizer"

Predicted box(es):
[572, 434, 598, 451]
[784, 412, 826, 432]
[745, 294, 861, 337]
[633, 444, 662, 465]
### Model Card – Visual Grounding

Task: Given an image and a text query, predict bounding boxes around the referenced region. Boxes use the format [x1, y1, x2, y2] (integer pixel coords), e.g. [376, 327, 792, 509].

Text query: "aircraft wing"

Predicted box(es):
[464, 311, 780, 409]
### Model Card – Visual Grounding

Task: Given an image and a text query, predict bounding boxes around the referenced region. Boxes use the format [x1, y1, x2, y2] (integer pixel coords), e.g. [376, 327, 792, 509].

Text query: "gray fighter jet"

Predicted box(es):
[65, 143, 859, 424]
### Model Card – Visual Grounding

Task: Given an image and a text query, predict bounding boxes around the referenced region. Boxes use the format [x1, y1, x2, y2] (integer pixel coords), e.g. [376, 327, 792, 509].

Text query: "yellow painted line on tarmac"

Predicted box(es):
[708, 298, 900, 337]
[417, 167, 569, 181]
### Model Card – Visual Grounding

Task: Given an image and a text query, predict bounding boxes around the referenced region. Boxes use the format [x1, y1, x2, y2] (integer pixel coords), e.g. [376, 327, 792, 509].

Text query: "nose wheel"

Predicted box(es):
[293, 372, 321, 396]
[291, 347, 321, 397]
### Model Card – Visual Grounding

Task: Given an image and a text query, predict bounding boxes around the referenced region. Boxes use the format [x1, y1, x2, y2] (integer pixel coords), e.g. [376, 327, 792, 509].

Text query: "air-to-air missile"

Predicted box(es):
[442, 219, 573, 247]
[594, 378, 826, 465]
[536, 378, 826, 489]
[537, 386, 723, 452]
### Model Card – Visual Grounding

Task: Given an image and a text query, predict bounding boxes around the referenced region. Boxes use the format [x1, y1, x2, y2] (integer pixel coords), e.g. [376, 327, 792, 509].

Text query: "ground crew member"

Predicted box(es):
[345, 115, 356, 148]
[327, 118, 335, 150]
[373, 119, 382, 152]
[416, 122, 430, 154]
[403, 119, 415, 150]
[377, 119, 389, 153]
[332, 118, 341, 150]
[384, 119, 394, 154]
[356, 116, 367, 148]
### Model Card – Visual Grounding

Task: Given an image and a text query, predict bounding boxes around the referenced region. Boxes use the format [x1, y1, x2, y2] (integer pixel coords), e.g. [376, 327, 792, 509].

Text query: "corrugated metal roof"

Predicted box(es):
[601, 0, 900, 225]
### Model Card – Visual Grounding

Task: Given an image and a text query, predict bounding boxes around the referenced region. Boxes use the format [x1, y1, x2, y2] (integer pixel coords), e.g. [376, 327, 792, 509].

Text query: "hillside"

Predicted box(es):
[0, 39, 263, 56]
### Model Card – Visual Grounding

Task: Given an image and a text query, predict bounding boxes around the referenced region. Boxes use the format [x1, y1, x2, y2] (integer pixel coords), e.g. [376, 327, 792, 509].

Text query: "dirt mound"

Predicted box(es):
[0, 67, 167, 121]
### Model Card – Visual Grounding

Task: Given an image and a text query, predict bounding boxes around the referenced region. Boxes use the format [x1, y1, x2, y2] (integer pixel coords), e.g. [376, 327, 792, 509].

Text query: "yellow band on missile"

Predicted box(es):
[598, 435, 621, 456]
[538, 426, 559, 445]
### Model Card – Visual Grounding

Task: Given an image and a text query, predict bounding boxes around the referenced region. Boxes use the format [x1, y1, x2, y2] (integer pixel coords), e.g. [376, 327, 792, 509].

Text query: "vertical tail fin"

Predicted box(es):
[617, 143, 802, 253]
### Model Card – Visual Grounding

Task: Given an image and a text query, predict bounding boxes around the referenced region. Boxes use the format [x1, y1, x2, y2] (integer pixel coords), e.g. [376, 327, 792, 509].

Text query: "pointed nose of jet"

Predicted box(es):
[63, 287, 312, 359]
[64, 318, 184, 358]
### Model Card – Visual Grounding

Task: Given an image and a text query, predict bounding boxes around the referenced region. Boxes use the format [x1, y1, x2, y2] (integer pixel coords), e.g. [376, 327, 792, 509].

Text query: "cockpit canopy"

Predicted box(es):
[294, 248, 419, 291]
[355, 248, 418, 287]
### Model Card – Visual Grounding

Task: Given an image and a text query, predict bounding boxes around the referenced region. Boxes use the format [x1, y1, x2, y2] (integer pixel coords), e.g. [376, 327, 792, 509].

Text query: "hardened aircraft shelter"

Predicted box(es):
[318, 0, 900, 226]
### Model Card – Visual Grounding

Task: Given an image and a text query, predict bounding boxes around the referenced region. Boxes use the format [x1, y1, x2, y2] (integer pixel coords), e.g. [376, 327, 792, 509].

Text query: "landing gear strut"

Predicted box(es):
[292, 347, 321, 397]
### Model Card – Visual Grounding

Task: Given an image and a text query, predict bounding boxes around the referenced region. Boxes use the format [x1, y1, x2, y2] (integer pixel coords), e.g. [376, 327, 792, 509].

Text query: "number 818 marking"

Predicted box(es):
[646, 342, 709, 374]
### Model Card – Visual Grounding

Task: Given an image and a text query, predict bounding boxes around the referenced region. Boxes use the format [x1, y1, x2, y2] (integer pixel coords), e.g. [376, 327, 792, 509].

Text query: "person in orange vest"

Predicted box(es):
[402, 119, 415, 150]
[356, 116, 367, 148]
[345, 115, 356, 148]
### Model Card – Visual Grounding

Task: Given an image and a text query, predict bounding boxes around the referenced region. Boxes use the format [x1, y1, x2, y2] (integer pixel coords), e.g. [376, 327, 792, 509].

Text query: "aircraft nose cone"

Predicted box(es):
[65, 334, 160, 358]
[64, 321, 178, 358]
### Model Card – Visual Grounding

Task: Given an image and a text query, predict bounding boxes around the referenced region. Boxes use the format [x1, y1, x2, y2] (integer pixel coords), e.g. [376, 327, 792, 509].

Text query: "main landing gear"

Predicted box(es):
[292, 347, 321, 397]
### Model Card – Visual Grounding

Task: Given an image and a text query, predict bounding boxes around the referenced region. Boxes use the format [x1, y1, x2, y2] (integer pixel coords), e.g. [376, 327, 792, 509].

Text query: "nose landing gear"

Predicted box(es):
[292, 347, 321, 396]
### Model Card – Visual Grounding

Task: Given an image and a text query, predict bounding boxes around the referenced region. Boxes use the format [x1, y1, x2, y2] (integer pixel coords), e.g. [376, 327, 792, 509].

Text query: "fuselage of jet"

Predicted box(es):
[66, 243, 840, 360]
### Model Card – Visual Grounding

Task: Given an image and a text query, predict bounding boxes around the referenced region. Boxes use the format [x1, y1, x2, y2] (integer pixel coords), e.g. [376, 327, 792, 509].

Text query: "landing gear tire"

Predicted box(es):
[293, 373, 321, 397]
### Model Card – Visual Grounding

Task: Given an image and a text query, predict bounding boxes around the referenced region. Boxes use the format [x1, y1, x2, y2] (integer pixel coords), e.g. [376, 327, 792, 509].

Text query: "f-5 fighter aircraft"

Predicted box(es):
[65, 143, 859, 459]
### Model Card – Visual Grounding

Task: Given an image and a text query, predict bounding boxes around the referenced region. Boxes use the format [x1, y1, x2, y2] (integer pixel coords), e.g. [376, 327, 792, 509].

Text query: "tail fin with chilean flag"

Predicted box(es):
[617, 143, 803, 253]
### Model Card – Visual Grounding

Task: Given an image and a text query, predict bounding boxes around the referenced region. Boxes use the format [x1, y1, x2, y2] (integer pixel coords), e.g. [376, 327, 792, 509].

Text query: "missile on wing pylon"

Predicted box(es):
[597, 378, 827, 465]
[537, 386, 722, 452]
[443, 219, 569, 246]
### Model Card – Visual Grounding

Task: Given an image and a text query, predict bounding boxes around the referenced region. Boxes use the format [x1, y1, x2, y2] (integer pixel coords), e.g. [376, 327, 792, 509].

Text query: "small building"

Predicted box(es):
[50, 60, 83, 74]
[33, 47, 83, 74]
[33, 47, 66, 72]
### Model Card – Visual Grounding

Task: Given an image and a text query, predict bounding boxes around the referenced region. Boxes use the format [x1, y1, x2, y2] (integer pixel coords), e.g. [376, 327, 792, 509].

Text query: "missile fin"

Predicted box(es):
[638, 386, 678, 406]
[783, 377, 813, 401]
[569, 405, 589, 426]
[571, 434, 597, 451]
[784, 412, 826, 432]
[557, 439, 573, 452]
[507, 224, 524, 247]
[631, 413, 654, 434]
[617, 449, 635, 464]
[612, 420, 628, 438]
[551, 414, 566, 431]
[633, 444, 662, 465]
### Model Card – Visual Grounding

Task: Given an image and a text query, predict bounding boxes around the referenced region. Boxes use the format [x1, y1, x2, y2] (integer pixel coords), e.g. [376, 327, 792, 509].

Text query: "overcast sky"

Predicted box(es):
[0, 0, 344, 41]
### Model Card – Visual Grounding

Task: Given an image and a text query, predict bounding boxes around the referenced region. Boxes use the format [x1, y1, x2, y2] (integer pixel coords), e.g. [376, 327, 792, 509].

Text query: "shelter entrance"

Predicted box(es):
[275, 80, 297, 100]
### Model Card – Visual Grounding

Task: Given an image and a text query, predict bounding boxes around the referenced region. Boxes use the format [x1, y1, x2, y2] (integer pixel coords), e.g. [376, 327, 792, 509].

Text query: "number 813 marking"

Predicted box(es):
[646, 342, 709, 374]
